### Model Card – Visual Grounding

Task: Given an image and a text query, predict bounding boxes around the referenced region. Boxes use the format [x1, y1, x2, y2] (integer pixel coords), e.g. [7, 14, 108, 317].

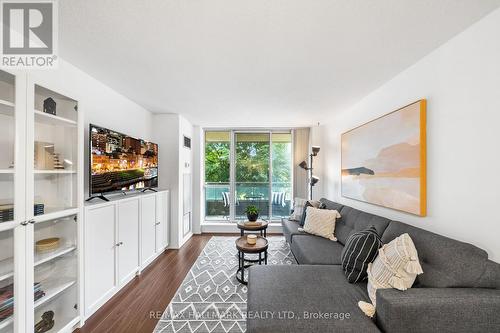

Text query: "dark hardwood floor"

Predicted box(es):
[76, 234, 219, 333]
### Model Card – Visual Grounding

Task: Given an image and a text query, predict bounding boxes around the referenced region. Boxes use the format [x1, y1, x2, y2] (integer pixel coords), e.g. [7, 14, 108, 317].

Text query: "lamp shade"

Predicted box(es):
[312, 146, 321, 156]
[311, 175, 320, 186]
[299, 161, 308, 169]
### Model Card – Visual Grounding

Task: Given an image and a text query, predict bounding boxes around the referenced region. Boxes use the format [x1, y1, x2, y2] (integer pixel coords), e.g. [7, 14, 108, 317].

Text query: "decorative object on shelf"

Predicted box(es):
[43, 97, 56, 115]
[52, 153, 65, 170]
[34, 203, 44, 216]
[36, 237, 60, 253]
[246, 234, 257, 245]
[299, 146, 321, 200]
[34, 311, 55, 333]
[34, 141, 55, 170]
[341, 99, 427, 216]
[245, 205, 259, 222]
[0, 202, 14, 223]
[183, 135, 191, 149]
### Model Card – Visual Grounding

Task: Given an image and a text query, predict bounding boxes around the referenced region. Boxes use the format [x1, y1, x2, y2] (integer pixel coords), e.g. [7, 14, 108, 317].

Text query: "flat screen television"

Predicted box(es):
[89, 124, 158, 198]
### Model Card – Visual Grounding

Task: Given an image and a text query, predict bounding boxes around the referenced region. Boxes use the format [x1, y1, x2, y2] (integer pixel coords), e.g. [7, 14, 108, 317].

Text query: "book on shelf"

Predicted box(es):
[0, 203, 44, 222]
[0, 282, 45, 320]
[0, 202, 14, 223]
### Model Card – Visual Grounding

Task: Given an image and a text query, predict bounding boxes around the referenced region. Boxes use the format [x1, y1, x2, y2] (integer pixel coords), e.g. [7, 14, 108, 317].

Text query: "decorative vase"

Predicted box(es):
[247, 212, 258, 222]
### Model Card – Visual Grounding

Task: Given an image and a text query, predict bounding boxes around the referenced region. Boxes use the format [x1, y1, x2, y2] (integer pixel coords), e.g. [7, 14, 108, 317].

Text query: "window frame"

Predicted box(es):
[202, 128, 294, 224]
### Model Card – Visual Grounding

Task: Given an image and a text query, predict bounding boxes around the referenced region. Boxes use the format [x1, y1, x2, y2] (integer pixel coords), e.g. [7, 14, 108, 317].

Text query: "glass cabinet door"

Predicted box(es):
[0, 69, 28, 333]
[31, 216, 78, 333]
[0, 70, 16, 224]
[30, 85, 78, 216]
[0, 228, 16, 333]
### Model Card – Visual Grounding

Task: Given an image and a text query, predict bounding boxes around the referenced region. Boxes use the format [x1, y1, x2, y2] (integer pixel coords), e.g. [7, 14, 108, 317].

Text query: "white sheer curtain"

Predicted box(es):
[293, 128, 310, 199]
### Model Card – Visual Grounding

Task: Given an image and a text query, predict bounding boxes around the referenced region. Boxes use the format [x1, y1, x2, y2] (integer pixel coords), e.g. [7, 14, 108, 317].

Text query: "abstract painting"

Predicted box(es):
[341, 100, 426, 216]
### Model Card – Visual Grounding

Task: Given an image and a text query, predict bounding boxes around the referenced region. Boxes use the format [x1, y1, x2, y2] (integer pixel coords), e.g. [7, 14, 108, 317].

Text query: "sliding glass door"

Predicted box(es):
[271, 133, 292, 220]
[235, 133, 270, 220]
[204, 130, 292, 222]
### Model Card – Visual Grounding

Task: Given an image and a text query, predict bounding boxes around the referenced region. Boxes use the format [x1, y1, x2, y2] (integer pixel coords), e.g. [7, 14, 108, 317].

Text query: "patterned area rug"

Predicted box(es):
[154, 236, 296, 333]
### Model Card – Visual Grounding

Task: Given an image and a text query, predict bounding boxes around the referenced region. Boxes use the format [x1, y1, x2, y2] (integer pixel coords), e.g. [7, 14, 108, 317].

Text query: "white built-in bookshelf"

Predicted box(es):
[0, 69, 83, 333]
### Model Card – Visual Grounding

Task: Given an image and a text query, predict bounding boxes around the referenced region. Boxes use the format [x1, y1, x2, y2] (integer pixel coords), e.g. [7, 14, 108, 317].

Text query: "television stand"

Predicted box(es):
[86, 194, 110, 202]
[141, 187, 157, 193]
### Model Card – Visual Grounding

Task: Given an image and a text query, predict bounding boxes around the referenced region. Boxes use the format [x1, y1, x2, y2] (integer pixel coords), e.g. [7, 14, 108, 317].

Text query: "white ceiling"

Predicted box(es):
[60, 0, 500, 127]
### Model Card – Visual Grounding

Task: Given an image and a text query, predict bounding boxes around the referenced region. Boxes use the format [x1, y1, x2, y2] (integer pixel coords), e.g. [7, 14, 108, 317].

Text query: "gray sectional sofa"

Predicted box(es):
[246, 198, 500, 332]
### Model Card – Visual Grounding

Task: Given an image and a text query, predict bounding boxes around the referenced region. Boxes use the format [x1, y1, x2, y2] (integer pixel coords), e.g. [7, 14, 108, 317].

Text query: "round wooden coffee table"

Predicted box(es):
[235, 236, 268, 285]
[236, 220, 269, 237]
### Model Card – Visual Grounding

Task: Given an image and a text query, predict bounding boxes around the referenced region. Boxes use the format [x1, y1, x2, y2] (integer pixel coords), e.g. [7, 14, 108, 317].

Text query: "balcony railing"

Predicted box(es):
[205, 182, 292, 221]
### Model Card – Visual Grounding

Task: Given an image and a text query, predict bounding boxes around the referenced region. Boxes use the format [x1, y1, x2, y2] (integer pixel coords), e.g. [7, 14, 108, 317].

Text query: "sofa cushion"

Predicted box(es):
[281, 219, 305, 243]
[381, 221, 498, 288]
[336, 206, 391, 245]
[376, 288, 500, 333]
[291, 234, 344, 265]
[247, 265, 380, 333]
[477, 260, 500, 289]
[319, 198, 344, 212]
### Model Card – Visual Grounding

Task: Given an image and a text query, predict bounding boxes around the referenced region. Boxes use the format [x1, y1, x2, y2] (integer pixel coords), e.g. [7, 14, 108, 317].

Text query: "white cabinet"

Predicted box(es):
[155, 191, 169, 253]
[84, 190, 169, 319]
[140, 195, 157, 267]
[84, 205, 116, 318]
[117, 199, 140, 286]
[84, 199, 141, 318]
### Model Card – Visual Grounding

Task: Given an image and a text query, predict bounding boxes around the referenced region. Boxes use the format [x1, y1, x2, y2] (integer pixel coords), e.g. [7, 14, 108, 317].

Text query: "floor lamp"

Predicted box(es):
[299, 146, 320, 200]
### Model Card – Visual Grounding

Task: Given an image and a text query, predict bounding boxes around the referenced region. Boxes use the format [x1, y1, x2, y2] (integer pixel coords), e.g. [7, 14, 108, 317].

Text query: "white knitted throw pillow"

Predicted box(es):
[302, 207, 341, 241]
[359, 233, 423, 317]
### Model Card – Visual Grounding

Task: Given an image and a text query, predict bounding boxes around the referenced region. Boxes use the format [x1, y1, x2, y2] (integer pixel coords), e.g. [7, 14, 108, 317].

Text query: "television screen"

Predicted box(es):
[90, 124, 158, 195]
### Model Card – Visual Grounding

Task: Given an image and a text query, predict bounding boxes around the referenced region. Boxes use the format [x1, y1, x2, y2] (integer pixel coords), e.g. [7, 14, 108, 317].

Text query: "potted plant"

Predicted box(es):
[245, 205, 259, 222]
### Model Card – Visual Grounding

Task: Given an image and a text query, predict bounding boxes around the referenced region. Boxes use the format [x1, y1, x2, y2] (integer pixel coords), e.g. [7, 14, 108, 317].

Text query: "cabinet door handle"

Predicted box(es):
[116, 242, 123, 247]
[28, 219, 35, 224]
[20, 221, 28, 226]
[155, 222, 161, 225]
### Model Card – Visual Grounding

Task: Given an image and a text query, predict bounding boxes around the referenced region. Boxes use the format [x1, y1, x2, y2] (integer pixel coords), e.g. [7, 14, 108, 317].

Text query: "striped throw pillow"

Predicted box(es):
[272, 192, 286, 207]
[341, 226, 382, 283]
[221, 192, 231, 207]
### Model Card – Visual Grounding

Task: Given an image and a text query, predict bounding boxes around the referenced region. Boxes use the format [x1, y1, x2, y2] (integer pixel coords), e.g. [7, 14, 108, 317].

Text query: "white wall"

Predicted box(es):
[192, 126, 203, 234]
[28, 59, 154, 197]
[153, 114, 193, 248]
[179, 116, 194, 246]
[314, 8, 500, 262]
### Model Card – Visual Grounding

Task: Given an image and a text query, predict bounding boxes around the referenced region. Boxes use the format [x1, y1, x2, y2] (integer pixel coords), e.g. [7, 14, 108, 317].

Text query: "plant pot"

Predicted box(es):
[247, 212, 258, 222]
